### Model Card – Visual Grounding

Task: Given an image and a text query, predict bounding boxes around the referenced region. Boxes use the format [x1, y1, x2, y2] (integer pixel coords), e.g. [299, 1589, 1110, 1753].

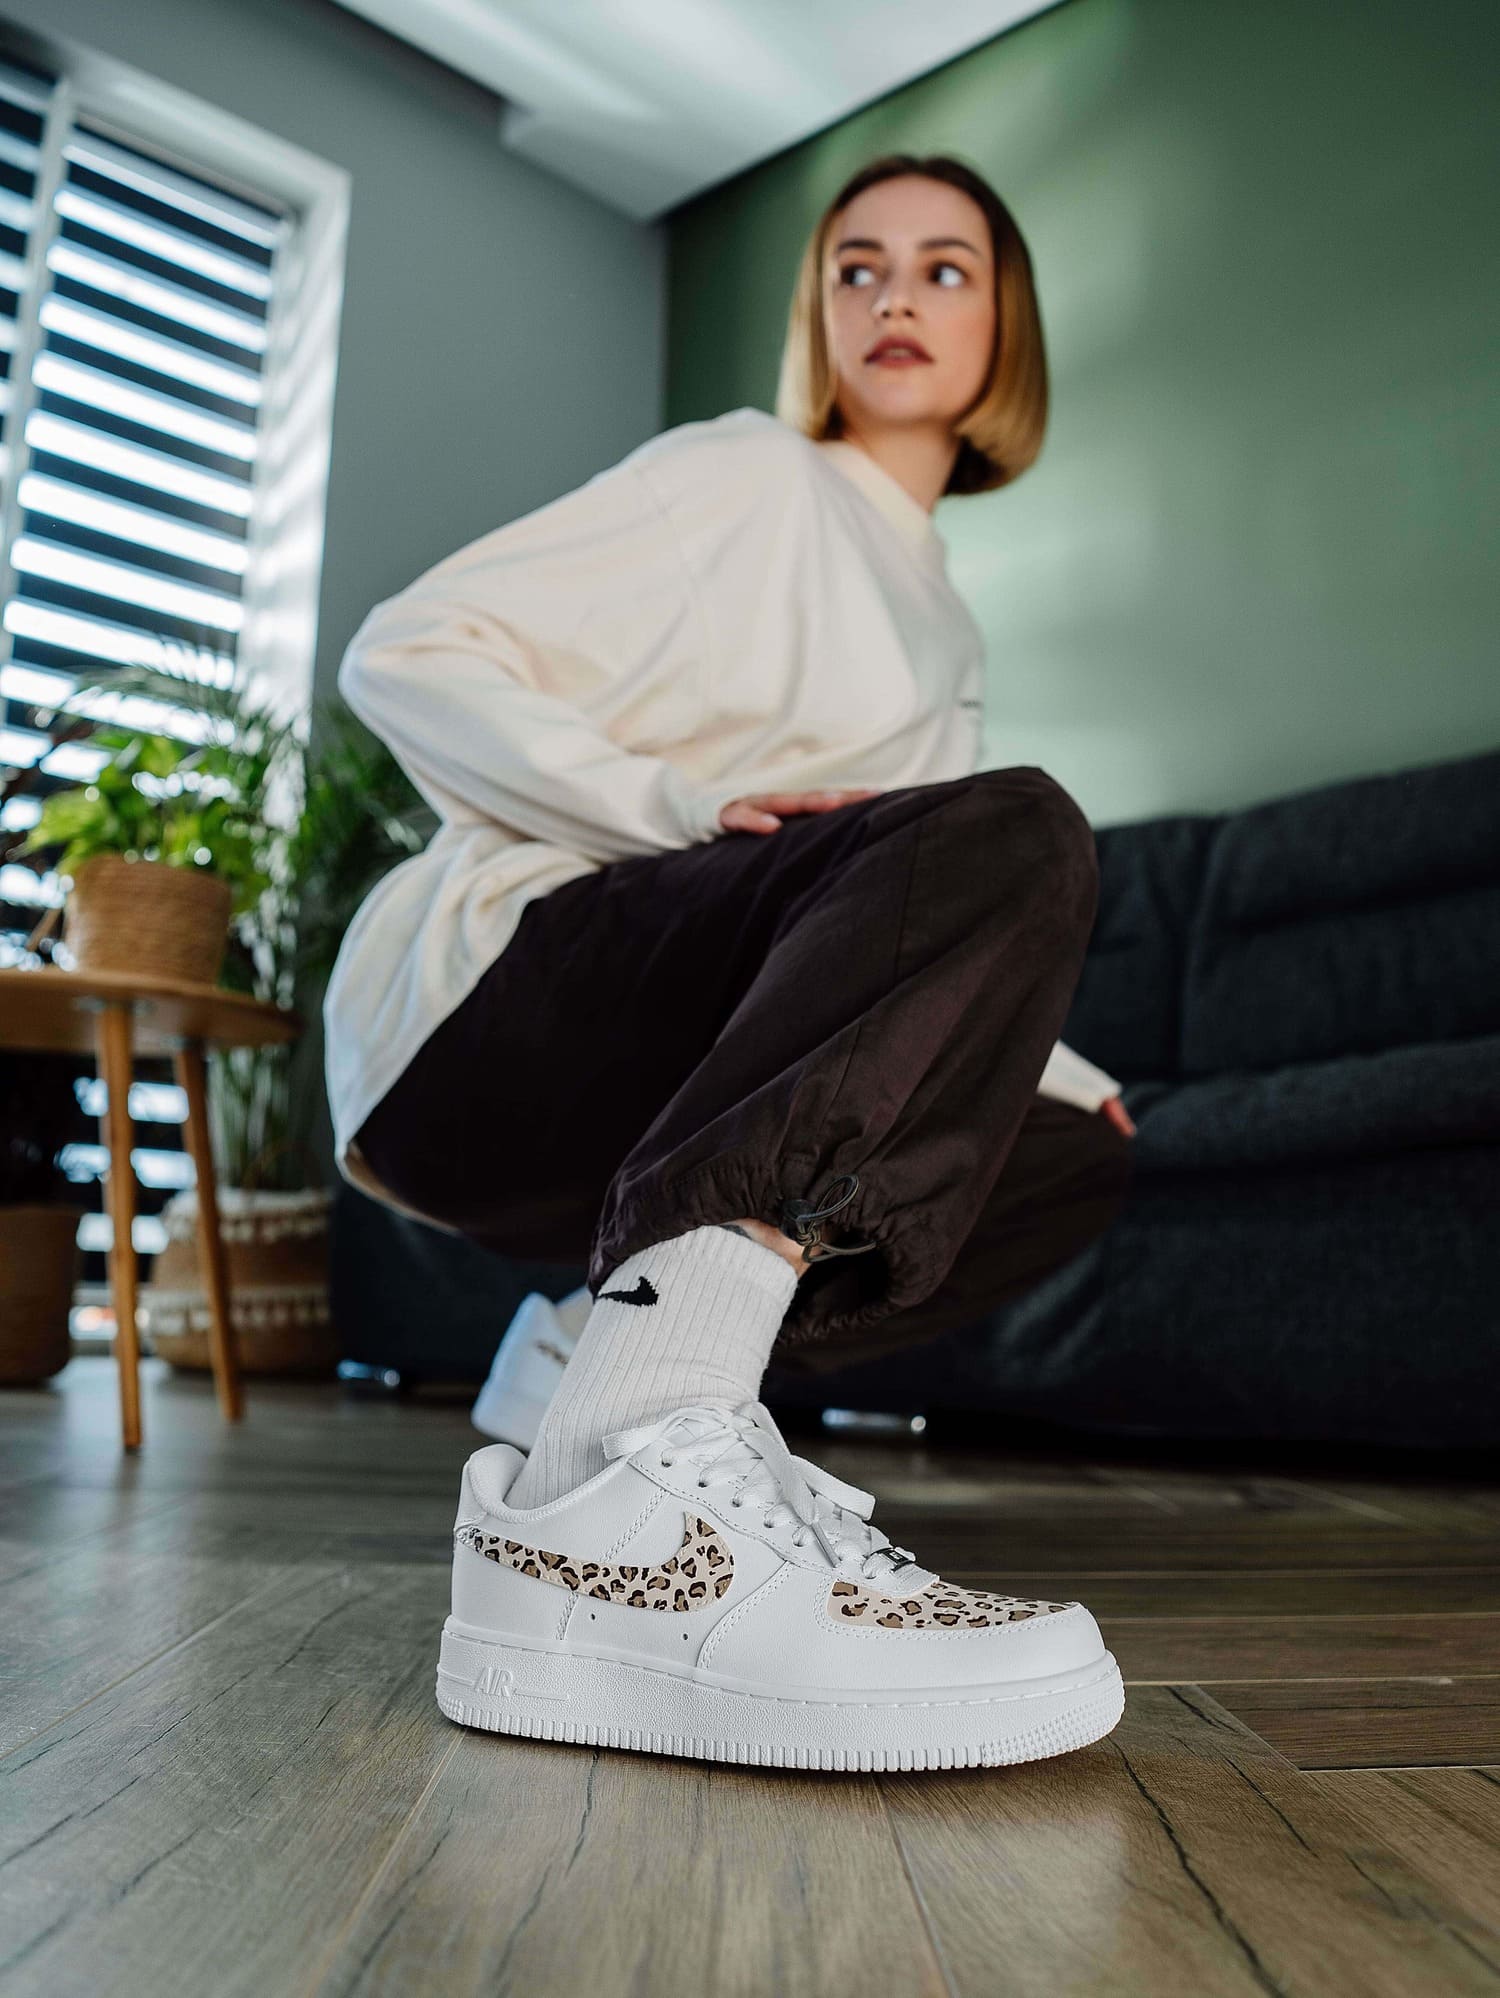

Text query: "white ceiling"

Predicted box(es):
[328, 0, 1052, 221]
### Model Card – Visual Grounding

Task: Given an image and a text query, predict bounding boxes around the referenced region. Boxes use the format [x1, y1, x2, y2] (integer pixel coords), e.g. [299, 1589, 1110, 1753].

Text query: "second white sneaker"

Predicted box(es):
[470, 1286, 589, 1447]
[437, 1396, 1124, 1772]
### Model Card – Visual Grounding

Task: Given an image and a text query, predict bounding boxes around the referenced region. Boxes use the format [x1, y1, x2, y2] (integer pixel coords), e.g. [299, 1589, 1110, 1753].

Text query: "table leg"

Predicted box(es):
[94, 1002, 141, 1451]
[174, 1038, 243, 1423]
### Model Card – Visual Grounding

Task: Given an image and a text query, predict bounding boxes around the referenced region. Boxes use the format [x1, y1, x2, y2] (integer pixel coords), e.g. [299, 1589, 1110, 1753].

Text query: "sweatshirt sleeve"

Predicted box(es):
[1036, 1038, 1124, 1111]
[336, 454, 727, 865]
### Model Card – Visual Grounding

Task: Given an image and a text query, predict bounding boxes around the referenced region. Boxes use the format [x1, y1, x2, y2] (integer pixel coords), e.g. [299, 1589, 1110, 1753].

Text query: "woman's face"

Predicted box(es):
[824, 174, 997, 439]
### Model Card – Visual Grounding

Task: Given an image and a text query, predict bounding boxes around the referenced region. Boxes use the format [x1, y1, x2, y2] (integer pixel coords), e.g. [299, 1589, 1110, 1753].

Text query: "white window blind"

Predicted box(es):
[0, 20, 351, 945]
[0, 49, 291, 898]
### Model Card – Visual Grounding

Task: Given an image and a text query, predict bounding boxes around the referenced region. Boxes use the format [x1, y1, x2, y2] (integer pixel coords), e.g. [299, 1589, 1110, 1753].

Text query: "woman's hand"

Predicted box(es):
[1100, 1095, 1137, 1139]
[717, 787, 884, 834]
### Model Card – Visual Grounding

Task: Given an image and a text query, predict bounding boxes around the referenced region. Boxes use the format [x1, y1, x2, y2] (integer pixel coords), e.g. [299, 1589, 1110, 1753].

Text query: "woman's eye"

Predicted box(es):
[836, 260, 967, 288]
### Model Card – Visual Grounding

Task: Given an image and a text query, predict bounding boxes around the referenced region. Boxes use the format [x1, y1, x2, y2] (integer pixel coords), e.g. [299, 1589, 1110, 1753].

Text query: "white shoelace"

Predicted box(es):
[602, 1397, 920, 1583]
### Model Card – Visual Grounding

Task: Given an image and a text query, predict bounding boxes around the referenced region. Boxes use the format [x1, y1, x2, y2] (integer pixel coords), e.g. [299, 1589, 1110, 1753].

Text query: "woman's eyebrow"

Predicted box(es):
[833, 235, 982, 255]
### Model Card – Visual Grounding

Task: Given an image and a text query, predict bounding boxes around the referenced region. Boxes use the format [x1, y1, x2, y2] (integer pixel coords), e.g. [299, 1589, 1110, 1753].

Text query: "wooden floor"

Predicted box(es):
[2, 1358, 1498, 1998]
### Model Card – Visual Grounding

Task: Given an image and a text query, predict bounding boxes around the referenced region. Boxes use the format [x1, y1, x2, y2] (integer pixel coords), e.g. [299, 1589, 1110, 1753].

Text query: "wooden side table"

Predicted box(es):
[0, 968, 301, 1450]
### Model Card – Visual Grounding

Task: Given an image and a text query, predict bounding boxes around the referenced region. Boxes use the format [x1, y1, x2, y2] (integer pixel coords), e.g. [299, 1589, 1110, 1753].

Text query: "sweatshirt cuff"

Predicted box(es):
[687, 792, 726, 841]
[663, 767, 726, 844]
[1036, 1039, 1123, 1111]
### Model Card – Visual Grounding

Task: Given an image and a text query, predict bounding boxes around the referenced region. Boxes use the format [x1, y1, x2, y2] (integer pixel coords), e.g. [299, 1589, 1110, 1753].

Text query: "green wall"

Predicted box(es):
[664, 0, 1498, 827]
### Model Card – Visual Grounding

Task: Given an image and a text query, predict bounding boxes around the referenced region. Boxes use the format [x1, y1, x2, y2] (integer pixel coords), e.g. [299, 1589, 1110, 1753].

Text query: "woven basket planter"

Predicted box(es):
[0, 1205, 85, 1383]
[141, 1187, 335, 1377]
[65, 854, 232, 986]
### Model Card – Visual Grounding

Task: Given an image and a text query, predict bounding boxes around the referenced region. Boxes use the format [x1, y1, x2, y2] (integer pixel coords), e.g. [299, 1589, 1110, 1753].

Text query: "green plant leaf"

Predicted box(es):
[17, 786, 107, 853]
[138, 733, 186, 778]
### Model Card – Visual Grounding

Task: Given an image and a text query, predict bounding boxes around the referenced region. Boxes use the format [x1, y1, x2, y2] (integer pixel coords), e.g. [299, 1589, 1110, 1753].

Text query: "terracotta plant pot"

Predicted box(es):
[65, 854, 232, 986]
[141, 1187, 335, 1377]
[0, 1205, 85, 1383]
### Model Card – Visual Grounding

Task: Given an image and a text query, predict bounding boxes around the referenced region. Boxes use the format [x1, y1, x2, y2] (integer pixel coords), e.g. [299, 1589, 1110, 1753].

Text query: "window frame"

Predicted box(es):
[0, 14, 351, 743]
[0, 18, 351, 1296]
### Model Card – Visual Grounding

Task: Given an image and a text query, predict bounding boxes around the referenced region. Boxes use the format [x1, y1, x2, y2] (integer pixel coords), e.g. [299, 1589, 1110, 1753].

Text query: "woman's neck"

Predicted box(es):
[829, 421, 959, 516]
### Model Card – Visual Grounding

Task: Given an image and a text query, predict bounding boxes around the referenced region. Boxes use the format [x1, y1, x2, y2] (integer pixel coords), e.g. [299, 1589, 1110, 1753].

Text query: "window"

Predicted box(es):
[0, 20, 348, 1314]
[0, 29, 350, 920]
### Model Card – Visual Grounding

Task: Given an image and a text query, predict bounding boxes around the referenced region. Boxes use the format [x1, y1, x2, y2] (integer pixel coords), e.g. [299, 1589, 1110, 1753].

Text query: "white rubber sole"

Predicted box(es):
[435, 1620, 1125, 1772]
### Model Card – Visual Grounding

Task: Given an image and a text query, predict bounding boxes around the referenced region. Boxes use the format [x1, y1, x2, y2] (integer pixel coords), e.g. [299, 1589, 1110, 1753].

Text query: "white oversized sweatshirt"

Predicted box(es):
[325, 406, 1121, 1223]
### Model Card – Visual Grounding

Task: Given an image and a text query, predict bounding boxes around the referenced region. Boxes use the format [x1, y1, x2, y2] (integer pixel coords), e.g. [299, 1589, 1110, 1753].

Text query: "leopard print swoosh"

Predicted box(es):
[456, 1511, 733, 1611]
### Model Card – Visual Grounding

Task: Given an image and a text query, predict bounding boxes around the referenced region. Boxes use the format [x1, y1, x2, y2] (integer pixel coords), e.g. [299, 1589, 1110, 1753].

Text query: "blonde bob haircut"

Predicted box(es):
[775, 152, 1048, 497]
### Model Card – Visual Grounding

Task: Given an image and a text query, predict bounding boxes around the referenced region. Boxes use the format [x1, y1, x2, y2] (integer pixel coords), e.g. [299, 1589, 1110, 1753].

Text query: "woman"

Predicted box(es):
[326, 154, 1135, 1769]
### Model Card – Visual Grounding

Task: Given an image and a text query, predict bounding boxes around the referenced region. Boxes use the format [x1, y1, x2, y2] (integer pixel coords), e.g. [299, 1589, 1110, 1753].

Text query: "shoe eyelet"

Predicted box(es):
[731, 1496, 742, 1507]
[696, 1477, 708, 1487]
[660, 1455, 673, 1467]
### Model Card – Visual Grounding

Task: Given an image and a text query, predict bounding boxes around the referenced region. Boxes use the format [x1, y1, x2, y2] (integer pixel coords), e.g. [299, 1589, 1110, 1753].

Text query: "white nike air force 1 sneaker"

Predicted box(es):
[470, 1287, 589, 1448]
[437, 1396, 1125, 1772]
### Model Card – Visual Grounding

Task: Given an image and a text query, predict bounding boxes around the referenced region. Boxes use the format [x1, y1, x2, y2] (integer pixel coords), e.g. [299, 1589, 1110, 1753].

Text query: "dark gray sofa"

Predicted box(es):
[330, 744, 1500, 1449]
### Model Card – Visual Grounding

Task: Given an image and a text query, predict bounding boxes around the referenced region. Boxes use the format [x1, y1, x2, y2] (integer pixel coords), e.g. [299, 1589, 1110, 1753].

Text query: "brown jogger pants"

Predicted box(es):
[352, 766, 1136, 1377]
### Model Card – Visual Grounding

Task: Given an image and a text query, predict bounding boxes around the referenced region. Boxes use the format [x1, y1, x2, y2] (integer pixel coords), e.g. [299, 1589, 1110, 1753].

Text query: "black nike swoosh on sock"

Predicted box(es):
[598, 1276, 658, 1307]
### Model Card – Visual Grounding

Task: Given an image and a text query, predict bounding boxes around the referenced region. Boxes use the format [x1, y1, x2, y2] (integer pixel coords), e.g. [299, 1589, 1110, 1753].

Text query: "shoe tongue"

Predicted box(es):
[668, 1408, 776, 1495]
[666, 1401, 740, 1435]
[665, 1407, 918, 1582]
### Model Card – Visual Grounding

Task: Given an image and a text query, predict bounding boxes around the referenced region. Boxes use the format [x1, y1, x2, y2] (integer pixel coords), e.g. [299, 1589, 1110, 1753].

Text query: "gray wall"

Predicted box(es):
[7, 0, 666, 706]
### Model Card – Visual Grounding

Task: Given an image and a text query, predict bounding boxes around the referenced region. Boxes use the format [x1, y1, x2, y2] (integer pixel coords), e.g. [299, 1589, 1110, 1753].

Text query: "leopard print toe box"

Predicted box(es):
[825, 1577, 1073, 1629]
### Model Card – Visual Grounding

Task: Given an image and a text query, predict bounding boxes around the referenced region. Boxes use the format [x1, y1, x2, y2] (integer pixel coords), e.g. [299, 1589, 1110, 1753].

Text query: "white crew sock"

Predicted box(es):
[504, 1223, 800, 1509]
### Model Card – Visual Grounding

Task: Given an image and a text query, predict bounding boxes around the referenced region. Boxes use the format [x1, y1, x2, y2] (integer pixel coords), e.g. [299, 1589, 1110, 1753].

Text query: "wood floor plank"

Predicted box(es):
[1, 1360, 475, 1498]
[1287, 1485, 1500, 1539]
[945, 1570, 1500, 1617]
[1086, 1463, 1416, 1524]
[1104, 1614, 1500, 1684]
[312, 1737, 949, 1998]
[0, 1474, 458, 1574]
[21, 1429, 472, 1502]
[873, 1517, 1500, 1574]
[878, 1683, 1500, 1996]
[0, 1550, 294, 1754]
[836, 1464, 1410, 1524]
[0, 1478, 190, 1585]
[1209, 1680, 1500, 1769]
[45, 1486, 466, 1567]
[0, 1562, 451, 1998]
[1308, 1769, 1500, 1930]
[812, 1442, 1484, 1531]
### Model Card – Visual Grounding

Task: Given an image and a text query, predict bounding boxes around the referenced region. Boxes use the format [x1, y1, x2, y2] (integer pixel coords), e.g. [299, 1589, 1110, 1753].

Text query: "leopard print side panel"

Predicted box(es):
[826, 1578, 1072, 1629]
[458, 1509, 1068, 1629]
[456, 1512, 733, 1611]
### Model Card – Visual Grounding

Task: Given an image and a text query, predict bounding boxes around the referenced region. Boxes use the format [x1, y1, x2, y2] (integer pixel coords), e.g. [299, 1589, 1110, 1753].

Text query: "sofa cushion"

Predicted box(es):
[1126, 1031, 1500, 1173]
[1062, 814, 1215, 1081]
[1181, 747, 1500, 1073]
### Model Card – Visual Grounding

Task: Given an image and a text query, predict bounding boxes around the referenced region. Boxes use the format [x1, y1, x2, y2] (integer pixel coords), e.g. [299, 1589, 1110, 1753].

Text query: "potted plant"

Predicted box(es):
[0, 1051, 89, 1384]
[7, 649, 417, 1375]
[13, 646, 434, 1375]
[15, 709, 271, 986]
